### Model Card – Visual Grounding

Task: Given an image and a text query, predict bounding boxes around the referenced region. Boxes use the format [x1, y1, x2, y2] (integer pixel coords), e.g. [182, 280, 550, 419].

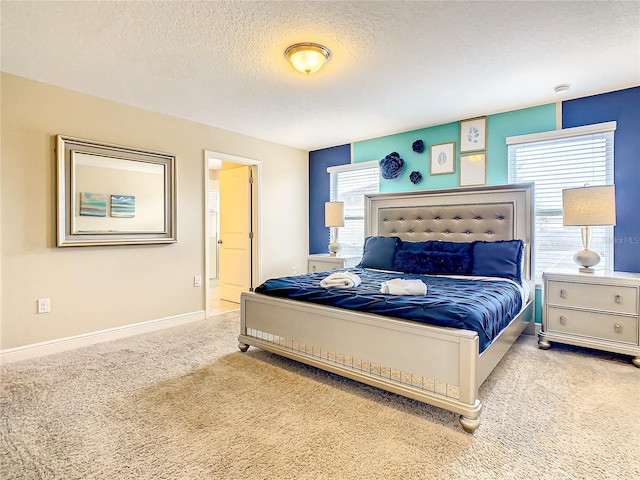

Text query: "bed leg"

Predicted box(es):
[238, 343, 249, 352]
[459, 415, 481, 433]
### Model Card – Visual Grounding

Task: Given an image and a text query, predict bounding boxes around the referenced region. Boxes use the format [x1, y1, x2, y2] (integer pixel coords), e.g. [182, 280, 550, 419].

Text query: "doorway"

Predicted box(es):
[204, 151, 260, 317]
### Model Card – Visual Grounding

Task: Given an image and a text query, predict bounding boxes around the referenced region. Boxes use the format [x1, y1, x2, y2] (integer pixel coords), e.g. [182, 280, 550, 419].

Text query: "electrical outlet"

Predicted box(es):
[37, 298, 51, 314]
[194, 275, 202, 287]
[292, 267, 298, 275]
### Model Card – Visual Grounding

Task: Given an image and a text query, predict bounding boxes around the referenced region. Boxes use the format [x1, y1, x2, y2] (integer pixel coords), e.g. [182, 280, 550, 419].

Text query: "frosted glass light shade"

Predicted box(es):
[563, 185, 616, 226]
[325, 201, 344, 227]
[285, 43, 332, 74]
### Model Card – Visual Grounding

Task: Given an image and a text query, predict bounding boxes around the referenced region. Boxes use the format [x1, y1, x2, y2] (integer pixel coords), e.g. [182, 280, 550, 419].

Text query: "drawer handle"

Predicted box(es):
[559, 315, 567, 325]
[615, 323, 622, 333]
[615, 294, 621, 304]
[311, 265, 316, 271]
[560, 289, 567, 299]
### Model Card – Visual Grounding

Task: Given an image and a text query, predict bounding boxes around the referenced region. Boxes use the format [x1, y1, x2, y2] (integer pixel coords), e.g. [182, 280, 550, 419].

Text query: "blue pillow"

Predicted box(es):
[392, 240, 474, 272]
[471, 240, 524, 283]
[395, 240, 438, 254]
[357, 236, 400, 270]
[394, 250, 472, 275]
[394, 240, 473, 254]
[392, 240, 434, 271]
[429, 240, 474, 256]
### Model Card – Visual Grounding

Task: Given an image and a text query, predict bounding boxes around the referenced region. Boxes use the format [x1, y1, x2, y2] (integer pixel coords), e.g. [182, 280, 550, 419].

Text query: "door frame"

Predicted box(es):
[203, 150, 261, 317]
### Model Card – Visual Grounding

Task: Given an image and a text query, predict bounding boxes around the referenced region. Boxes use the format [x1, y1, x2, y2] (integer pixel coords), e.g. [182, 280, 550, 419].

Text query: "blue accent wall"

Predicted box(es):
[562, 86, 640, 273]
[308, 145, 351, 254]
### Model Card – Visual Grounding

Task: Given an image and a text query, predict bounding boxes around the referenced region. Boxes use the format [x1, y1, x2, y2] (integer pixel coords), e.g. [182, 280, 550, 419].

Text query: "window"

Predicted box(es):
[328, 161, 380, 256]
[507, 122, 616, 282]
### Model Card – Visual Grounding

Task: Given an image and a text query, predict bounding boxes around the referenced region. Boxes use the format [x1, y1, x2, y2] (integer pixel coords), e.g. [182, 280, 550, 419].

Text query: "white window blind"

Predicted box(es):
[507, 123, 615, 282]
[328, 161, 380, 256]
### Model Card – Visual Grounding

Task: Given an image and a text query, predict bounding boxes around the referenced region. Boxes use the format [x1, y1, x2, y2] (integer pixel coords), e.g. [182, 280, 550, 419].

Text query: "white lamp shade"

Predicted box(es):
[563, 185, 616, 226]
[325, 201, 345, 227]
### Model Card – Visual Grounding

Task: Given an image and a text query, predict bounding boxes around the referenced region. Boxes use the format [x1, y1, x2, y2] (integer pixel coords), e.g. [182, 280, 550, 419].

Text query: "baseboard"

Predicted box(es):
[523, 320, 540, 336]
[0, 310, 206, 364]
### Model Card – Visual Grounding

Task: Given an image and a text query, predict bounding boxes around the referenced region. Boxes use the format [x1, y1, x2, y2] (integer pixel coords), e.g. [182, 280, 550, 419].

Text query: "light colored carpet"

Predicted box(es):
[1, 311, 639, 479]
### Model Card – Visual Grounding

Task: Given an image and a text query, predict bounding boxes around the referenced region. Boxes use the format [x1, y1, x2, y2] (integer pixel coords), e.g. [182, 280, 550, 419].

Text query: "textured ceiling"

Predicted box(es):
[2, 1, 639, 151]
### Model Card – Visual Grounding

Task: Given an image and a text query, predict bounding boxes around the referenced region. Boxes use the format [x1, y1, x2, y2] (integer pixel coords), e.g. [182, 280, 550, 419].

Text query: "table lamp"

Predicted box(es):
[325, 201, 345, 256]
[562, 185, 616, 273]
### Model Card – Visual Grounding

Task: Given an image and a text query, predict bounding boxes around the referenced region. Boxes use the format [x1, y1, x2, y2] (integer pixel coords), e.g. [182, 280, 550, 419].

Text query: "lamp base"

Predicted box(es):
[574, 248, 600, 274]
[328, 241, 341, 256]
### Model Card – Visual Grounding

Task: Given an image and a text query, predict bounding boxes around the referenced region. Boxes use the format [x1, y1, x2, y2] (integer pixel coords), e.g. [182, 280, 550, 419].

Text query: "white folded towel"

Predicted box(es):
[320, 272, 362, 289]
[380, 278, 427, 296]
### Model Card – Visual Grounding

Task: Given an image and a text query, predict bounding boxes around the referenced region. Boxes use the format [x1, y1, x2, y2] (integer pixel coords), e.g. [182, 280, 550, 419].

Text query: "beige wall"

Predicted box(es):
[0, 73, 309, 350]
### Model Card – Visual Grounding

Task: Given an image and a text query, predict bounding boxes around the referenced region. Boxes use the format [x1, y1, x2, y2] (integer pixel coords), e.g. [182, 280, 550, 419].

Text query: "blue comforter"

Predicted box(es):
[254, 268, 524, 352]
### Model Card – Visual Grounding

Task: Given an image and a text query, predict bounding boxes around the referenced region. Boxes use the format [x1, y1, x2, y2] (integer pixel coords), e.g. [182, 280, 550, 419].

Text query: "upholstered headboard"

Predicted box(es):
[364, 183, 534, 288]
[375, 203, 515, 242]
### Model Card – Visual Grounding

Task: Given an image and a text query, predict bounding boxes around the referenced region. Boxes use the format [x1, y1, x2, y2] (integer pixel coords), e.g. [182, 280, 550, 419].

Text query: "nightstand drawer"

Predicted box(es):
[547, 280, 638, 315]
[309, 261, 341, 272]
[307, 254, 360, 273]
[547, 307, 638, 344]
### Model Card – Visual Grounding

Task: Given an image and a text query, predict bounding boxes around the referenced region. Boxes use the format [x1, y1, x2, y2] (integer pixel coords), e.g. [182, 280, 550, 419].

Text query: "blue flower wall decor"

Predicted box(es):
[409, 171, 422, 184]
[380, 152, 404, 179]
[412, 140, 425, 153]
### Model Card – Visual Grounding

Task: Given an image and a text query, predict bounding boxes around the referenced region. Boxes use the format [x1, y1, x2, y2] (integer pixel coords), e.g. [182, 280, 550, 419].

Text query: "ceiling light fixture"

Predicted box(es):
[554, 83, 571, 94]
[285, 42, 332, 75]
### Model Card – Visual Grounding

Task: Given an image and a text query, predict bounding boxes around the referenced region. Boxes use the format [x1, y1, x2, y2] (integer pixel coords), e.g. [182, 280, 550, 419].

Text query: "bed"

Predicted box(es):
[239, 183, 534, 432]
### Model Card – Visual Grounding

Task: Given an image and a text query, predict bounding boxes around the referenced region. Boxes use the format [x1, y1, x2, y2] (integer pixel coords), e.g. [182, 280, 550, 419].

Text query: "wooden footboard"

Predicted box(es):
[239, 291, 533, 432]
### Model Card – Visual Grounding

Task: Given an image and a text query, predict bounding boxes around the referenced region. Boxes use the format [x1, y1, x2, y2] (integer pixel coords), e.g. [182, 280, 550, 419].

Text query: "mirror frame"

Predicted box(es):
[56, 135, 177, 247]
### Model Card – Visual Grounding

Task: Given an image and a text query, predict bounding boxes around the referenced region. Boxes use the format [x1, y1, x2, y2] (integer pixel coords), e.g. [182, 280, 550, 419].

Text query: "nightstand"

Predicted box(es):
[540, 270, 640, 367]
[308, 254, 360, 273]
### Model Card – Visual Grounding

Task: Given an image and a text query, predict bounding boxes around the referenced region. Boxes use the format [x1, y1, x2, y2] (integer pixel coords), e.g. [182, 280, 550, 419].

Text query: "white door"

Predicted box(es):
[219, 166, 251, 303]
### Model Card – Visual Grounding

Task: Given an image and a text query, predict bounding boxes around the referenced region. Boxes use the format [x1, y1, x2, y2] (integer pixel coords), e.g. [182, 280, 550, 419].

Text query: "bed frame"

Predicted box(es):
[239, 183, 534, 432]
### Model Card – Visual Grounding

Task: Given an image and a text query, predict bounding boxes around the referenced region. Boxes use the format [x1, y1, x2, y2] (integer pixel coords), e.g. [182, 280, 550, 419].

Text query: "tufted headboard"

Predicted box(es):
[364, 183, 534, 289]
[375, 202, 515, 242]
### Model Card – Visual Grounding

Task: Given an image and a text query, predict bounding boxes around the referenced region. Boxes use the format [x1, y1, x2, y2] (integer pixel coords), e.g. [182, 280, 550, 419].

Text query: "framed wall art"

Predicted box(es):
[430, 142, 455, 175]
[79, 192, 107, 217]
[459, 117, 487, 152]
[110, 195, 136, 218]
[56, 135, 177, 246]
[460, 153, 487, 186]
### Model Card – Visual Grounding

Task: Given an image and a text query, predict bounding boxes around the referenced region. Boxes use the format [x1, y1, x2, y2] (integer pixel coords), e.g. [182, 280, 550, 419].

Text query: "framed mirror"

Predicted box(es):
[56, 135, 177, 246]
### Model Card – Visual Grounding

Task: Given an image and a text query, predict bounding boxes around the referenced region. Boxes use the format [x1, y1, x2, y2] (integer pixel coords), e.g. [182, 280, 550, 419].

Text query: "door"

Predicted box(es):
[218, 166, 251, 303]
[209, 189, 219, 280]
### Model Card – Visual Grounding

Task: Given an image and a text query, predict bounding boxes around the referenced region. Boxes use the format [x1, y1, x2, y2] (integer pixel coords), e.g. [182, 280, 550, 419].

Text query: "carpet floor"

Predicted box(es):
[1, 311, 639, 479]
